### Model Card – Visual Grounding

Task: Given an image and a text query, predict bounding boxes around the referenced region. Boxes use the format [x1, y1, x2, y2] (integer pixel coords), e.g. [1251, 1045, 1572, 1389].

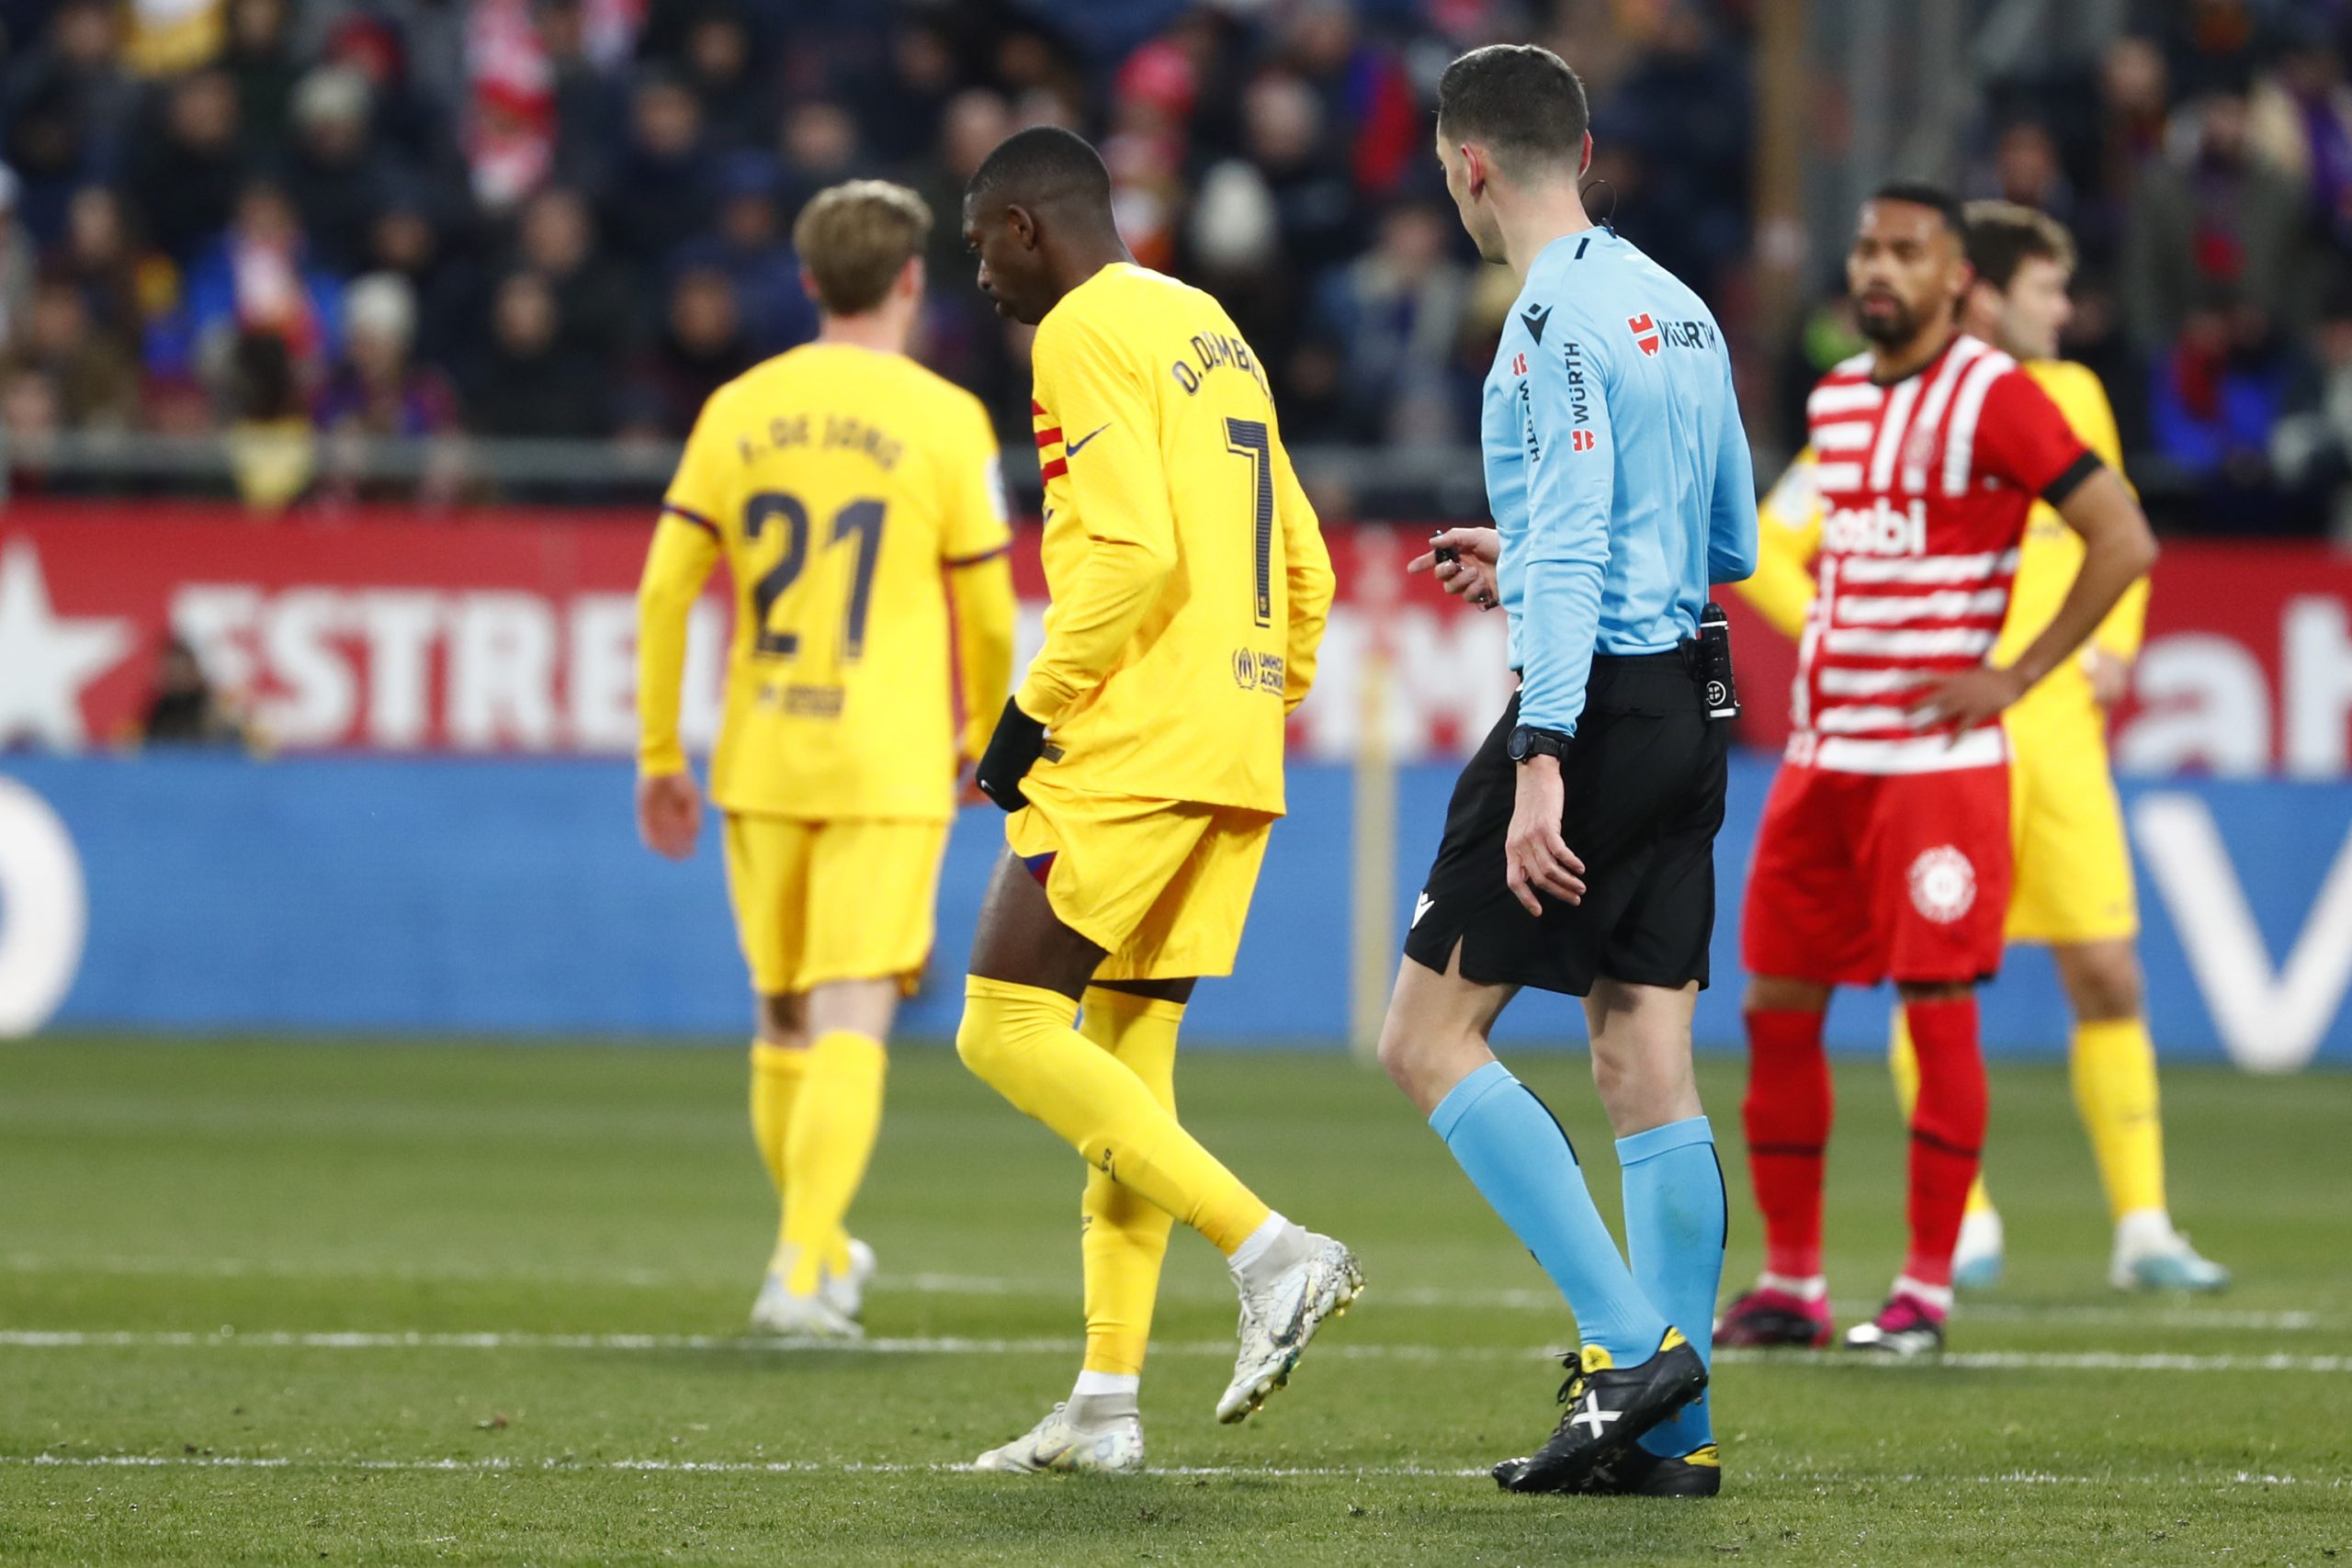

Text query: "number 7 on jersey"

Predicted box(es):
[1224, 417, 1274, 629]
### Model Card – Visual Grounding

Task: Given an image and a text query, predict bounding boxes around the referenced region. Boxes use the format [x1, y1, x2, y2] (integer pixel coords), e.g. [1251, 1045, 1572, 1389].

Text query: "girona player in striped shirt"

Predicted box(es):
[1720, 185, 2158, 1358]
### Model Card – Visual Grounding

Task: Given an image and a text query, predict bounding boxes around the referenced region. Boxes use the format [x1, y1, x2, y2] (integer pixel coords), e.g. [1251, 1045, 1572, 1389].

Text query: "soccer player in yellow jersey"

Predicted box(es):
[635, 181, 1018, 1338]
[949, 127, 1358, 1472]
[1737, 203, 2226, 1292]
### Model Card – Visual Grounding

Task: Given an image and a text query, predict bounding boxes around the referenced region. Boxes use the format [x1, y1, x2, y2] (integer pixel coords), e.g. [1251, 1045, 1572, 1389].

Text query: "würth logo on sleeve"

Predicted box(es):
[1627, 312, 1661, 356]
[1510, 352, 1527, 378]
[1570, 429, 1598, 453]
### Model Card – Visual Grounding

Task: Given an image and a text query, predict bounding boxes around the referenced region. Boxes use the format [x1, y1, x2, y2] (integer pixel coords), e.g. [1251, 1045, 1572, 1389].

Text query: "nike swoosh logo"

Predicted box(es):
[1064, 423, 1111, 457]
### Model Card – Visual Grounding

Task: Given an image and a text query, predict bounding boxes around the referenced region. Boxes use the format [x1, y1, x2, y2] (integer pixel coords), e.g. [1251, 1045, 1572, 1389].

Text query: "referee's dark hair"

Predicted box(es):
[1962, 199, 2077, 291]
[1435, 44, 1591, 176]
[965, 125, 1114, 224]
[1869, 180, 1968, 238]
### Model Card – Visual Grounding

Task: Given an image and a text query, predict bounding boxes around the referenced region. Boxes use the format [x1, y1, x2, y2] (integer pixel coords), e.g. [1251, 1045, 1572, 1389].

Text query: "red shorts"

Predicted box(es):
[1741, 761, 2012, 987]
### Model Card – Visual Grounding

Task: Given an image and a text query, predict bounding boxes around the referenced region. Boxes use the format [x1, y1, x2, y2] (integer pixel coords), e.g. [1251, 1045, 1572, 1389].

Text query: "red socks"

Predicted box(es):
[1901, 994, 1988, 1290]
[1742, 1009, 1833, 1280]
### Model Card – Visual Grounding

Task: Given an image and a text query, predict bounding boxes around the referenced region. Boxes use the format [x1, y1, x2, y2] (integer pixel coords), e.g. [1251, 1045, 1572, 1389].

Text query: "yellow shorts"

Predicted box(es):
[2003, 711, 2139, 945]
[1005, 769, 1276, 982]
[722, 813, 950, 996]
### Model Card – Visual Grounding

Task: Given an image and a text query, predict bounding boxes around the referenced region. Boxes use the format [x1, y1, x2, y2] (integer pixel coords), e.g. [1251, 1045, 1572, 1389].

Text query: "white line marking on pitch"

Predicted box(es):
[0, 1329, 2346, 1375]
[1, 1454, 2342, 1488]
[6, 1255, 2335, 1334]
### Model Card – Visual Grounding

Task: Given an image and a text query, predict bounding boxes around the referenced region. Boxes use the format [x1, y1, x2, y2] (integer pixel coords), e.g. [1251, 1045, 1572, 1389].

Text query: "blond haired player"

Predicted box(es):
[1736, 202, 2225, 1293]
[953, 127, 1357, 1474]
[635, 180, 1018, 1337]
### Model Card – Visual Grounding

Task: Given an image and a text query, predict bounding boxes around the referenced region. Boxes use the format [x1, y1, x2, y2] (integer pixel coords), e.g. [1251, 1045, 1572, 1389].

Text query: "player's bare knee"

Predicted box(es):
[2054, 941, 2141, 1022]
[1746, 975, 1830, 1014]
[1589, 1039, 1698, 1138]
[806, 977, 899, 1042]
[1372, 1013, 1427, 1100]
[755, 992, 806, 1046]
[1376, 957, 1499, 1115]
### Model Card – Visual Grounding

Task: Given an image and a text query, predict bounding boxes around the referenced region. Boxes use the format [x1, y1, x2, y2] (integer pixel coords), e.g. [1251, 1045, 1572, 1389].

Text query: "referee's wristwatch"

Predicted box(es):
[1507, 725, 1572, 765]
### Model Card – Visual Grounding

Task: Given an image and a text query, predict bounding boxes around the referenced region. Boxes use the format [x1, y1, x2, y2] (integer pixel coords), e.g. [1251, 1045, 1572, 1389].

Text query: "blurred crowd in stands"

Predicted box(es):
[1, 0, 2350, 533]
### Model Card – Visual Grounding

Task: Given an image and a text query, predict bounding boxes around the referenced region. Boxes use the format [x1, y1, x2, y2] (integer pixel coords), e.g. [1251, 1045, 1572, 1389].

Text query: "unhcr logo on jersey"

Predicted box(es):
[1230, 649, 1285, 695]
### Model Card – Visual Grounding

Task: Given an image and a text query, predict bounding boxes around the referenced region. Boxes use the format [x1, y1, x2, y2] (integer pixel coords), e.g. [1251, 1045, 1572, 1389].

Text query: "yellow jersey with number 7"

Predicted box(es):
[1019, 263, 1334, 815]
[639, 341, 1013, 822]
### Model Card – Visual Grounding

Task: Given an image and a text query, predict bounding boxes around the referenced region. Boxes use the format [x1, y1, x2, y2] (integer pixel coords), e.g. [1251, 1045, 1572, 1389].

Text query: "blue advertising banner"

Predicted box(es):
[3, 754, 2348, 1066]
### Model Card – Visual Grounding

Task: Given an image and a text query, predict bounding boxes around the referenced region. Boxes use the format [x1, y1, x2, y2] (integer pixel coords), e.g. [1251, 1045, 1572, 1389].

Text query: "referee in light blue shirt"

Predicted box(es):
[1374, 45, 1758, 1498]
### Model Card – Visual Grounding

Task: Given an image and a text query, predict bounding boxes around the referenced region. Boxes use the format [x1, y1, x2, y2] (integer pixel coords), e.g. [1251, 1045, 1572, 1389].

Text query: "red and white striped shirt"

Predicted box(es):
[1791, 333, 2094, 774]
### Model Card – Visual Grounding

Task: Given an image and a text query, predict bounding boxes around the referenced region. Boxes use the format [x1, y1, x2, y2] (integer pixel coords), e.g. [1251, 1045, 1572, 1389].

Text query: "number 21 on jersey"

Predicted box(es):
[741, 491, 887, 662]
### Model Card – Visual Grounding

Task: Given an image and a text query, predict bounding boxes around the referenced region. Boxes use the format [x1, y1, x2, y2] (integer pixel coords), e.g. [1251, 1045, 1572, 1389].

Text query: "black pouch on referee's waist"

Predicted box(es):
[1681, 601, 1740, 722]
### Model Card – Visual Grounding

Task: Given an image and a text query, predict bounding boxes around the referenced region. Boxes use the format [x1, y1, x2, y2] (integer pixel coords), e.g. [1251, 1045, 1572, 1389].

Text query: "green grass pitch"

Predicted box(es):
[2, 1036, 2347, 1564]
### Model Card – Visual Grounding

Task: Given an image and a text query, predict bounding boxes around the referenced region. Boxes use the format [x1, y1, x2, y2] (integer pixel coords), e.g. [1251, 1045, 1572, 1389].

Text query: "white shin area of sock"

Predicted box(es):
[1892, 1275, 1955, 1314]
[1227, 1212, 1306, 1290]
[2114, 1207, 2176, 1257]
[1072, 1371, 1140, 1400]
[1067, 1371, 1141, 1425]
[1759, 1270, 1828, 1302]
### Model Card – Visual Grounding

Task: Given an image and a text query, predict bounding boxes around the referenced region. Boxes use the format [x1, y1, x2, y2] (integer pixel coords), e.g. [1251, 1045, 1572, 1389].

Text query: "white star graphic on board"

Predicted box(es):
[0, 538, 134, 748]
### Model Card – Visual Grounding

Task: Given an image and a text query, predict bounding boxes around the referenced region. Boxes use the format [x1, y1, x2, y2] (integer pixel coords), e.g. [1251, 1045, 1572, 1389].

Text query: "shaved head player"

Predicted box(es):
[951, 126, 1358, 1474]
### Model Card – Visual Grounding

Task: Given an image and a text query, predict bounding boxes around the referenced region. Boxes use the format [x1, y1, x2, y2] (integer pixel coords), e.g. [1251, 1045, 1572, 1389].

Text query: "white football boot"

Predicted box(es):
[1216, 1231, 1363, 1423]
[972, 1404, 1145, 1474]
[1951, 1208, 2006, 1291]
[2110, 1212, 2230, 1292]
[750, 1251, 863, 1340]
[820, 1237, 877, 1324]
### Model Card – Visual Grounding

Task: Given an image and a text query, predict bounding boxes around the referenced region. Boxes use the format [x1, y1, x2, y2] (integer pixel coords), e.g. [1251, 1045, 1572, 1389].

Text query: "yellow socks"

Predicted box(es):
[2070, 1017, 2166, 1222]
[1077, 987, 1183, 1378]
[1897, 1009, 2170, 1224]
[958, 976, 1271, 1255]
[780, 1031, 888, 1295]
[1891, 1010, 1996, 1216]
[750, 1040, 805, 1206]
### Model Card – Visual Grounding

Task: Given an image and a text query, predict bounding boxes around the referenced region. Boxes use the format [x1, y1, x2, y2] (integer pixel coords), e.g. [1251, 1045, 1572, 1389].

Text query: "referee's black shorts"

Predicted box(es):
[1401, 651, 1727, 998]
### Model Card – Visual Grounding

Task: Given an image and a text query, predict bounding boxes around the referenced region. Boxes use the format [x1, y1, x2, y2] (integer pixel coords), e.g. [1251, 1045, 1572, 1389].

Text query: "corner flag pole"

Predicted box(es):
[1349, 527, 1399, 1066]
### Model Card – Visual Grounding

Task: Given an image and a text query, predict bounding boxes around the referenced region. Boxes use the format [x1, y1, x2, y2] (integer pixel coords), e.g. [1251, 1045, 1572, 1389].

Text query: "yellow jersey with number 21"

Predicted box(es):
[638, 342, 1014, 823]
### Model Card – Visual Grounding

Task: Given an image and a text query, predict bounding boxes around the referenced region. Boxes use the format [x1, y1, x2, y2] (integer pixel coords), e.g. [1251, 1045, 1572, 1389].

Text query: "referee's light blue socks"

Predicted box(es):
[1430, 1061, 1668, 1364]
[1619, 1115, 1725, 1459]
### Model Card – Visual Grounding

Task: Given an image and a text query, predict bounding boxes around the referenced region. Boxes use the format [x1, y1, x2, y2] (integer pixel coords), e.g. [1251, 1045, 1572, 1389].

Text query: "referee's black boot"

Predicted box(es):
[1572, 1441, 1722, 1498]
[1491, 1329, 1708, 1495]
